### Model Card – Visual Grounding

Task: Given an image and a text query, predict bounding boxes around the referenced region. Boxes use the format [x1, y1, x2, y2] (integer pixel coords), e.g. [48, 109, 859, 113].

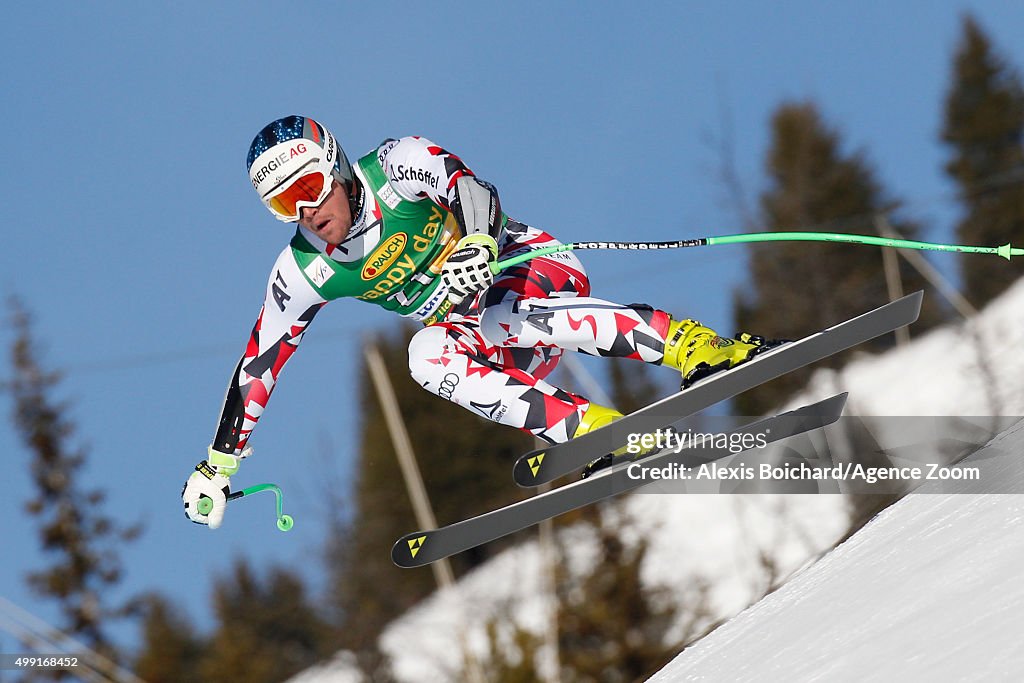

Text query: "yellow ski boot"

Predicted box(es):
[575, 403, 668, 478]
[575, 403, 624, 437]
[663, 318, 783, 389]
[573, 403, 625, 479]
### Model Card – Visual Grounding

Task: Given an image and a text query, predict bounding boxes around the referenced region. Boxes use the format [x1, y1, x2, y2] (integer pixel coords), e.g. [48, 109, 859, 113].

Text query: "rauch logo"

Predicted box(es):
[362, 233, 408, 280]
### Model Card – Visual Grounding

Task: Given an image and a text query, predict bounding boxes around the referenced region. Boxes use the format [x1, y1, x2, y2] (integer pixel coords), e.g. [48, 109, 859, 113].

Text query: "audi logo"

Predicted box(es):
[438, 373, 460, 399]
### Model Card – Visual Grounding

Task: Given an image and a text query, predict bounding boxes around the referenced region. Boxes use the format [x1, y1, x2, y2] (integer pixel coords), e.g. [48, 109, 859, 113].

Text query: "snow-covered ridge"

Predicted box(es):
[649, 419, 1024, 682]
[786, 279, 1024, 417]
[290, 279, 1024, 682]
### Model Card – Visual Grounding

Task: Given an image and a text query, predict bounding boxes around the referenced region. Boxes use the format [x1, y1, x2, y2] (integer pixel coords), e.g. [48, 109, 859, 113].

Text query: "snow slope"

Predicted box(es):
[650, 418, 1024, 682]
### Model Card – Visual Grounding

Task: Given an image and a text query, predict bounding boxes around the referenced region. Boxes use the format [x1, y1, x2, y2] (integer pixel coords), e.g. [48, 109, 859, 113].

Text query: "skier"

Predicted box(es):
[182, 115, 777, 528]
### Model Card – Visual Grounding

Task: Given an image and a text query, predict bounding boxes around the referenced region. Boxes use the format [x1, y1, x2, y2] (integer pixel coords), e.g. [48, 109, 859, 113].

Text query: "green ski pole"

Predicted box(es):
[490, 231, 1024, 273]
[197, 483, 294, 531]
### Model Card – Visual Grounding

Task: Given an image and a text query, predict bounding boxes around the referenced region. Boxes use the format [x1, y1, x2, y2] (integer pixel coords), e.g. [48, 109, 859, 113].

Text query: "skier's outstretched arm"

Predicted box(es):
[182, 248, 327, 528]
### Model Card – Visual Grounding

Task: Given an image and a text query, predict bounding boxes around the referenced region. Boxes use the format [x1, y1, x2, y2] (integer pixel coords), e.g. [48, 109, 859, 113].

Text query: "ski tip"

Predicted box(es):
[787, 392, 847, 424]
[392, 531, 431, 568]
[822, 391, 849, 413]
[903, 290, 924, 319]
[820, 392, 848, 423]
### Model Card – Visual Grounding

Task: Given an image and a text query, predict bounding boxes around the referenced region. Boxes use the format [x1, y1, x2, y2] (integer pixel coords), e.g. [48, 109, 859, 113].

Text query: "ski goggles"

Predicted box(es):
[256, 126, 342, 222]
[261, 161, 334, 222]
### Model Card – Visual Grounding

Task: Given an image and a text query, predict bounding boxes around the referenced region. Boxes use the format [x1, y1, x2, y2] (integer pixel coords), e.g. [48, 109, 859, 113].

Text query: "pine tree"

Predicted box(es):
[476, 613, 547, 683]
[325, 323, 534, 673]
[734, 102, 945, 414]
[133, 563, 335, 683]
[465, 510, 707, 683]
[134, 594, 204, 683]
[557, 520, 675, 679]
[197, 559, 334, 683]
[553, 514, 687, 683]
[942, 14, 1024, 307]
[7, 297, 141, 676]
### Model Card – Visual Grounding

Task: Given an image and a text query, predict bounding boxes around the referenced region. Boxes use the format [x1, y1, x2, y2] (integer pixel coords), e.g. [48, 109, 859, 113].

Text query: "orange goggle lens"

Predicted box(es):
[266, 172, 329, 219]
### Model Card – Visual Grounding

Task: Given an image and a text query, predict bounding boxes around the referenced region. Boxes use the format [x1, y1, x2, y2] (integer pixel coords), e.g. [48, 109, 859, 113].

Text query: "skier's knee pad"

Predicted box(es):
[479, 300, 519, 345]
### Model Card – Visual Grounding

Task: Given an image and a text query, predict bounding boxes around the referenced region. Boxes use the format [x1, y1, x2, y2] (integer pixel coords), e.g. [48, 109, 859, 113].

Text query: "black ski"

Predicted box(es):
[392, 392, 847, 568]
[513, 292, 922, 487]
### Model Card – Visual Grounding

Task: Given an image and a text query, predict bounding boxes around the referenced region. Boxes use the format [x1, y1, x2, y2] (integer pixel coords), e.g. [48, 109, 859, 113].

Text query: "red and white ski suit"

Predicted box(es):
[214, 136, 674, 451]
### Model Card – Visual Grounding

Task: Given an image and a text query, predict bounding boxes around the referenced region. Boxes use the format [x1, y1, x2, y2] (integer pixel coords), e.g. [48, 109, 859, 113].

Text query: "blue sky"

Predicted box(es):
[1, 0, 1022, 656]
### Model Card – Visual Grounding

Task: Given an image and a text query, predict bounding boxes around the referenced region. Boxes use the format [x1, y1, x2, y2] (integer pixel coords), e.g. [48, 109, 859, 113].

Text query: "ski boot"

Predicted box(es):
[575, 404, 665, 479]
[573, 403, 624, 479]
[662, 318, 785, 389]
